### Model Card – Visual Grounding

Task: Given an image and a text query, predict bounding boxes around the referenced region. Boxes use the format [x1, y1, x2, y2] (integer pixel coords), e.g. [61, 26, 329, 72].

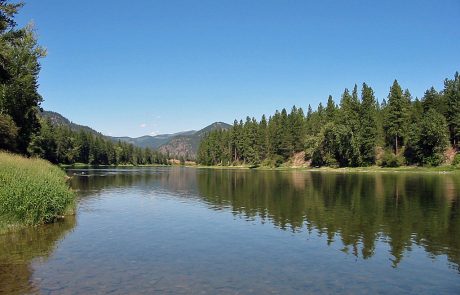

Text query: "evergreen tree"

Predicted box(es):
[359, 83, 378, 165]
[422, 87, 440, 113]
[278, 108, 293, 158]
[383, 80, 411, 154]
[258, 114, 268, 159]
[406, 109, 449, 165]
[288, 106, 306, 152]
[325, 95, 337, 122]
[0, 3, 46, 153]
[444, 72, 460, 146]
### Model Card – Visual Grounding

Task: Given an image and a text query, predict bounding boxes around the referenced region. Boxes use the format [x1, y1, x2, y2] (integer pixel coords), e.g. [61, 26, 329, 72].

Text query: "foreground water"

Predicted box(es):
[1, 167, 460, 294]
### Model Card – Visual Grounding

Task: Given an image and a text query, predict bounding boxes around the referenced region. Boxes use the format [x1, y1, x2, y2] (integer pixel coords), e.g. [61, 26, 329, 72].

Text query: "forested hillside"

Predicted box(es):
[158, 122, 231, 159]
[197, 74, 460, 167]
[27, 118, 169, 165]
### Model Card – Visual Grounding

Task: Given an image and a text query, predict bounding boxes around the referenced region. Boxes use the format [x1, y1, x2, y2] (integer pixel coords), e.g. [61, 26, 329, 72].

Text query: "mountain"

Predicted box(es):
[111, 130, 196, 149]
[40, 111, 102, 135]
[40, 110, 231, 158]
[158, 122, 231, 159]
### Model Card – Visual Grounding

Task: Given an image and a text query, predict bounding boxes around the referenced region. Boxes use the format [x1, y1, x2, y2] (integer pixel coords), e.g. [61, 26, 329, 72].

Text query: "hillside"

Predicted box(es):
[111, 130, 196, 149]
[158, 122, 231, 159]
[40, 111, 101, 135]
[40, 110, 230, 158]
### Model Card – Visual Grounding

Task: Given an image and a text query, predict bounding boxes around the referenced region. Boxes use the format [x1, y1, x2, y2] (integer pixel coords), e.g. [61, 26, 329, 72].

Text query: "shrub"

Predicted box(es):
[453, 153, 460, 167]
[261, 155, 284, 168]
[0, 151, 75, 230]
[0, 114, 18, 151]
[380, 150, 405, 167]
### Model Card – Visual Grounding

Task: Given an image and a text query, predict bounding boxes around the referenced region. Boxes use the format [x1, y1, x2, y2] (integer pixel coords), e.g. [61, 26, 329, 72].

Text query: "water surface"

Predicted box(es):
[1, 167, 460, 294]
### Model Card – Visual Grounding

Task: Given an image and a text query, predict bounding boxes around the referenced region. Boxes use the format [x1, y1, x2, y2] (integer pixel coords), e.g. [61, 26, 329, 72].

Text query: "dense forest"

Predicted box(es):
[198, 74, 460, 167]
[0, 1, 168, 166]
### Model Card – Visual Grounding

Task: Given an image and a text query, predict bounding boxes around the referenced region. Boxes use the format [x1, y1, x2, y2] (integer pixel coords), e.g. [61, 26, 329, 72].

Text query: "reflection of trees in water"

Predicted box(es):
[0, 216, 76, 294]
[68, 167, 198, 198]
[67, 167, 460, 270]
[196, 170, 460, 270]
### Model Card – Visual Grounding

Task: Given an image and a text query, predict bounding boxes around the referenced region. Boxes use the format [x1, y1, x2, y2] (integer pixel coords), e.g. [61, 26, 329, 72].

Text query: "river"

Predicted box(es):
[1, 167, 459, 294]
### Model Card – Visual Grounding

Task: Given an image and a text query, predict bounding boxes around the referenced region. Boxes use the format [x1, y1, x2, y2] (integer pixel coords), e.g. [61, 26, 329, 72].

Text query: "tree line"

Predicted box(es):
[0, 1, 168, 166]
[27, 118, 169, 165]
[198, 73, 460, 167]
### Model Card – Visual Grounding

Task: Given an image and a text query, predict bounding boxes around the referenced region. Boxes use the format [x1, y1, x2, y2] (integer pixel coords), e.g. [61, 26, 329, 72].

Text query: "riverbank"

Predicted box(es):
[194, 164, 460, 174]
[0, 152, 75, 233]
[59, 163, 171, 168]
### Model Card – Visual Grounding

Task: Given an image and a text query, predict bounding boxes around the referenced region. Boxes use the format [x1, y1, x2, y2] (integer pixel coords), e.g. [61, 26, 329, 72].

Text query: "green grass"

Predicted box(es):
[0, 151, 75, 232]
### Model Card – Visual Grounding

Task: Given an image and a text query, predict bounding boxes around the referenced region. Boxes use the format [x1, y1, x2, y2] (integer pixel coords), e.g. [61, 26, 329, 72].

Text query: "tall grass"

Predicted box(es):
[0, 151, 75, 231]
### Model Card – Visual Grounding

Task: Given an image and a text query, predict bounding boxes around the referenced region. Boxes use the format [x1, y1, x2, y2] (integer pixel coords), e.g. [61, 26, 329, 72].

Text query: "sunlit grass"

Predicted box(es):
[0, 151, 75, 232]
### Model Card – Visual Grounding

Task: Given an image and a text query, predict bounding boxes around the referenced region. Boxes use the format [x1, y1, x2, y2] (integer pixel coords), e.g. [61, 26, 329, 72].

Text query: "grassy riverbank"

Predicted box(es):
[0, 152, 75, 233]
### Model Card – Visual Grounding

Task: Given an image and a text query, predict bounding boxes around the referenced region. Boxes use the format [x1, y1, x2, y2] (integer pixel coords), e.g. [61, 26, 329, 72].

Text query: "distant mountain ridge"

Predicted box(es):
[40, 110, 231, 158]
[40, 111, 102, 135]
[111, 130, 196, 149]
[158, 122, 231, 159]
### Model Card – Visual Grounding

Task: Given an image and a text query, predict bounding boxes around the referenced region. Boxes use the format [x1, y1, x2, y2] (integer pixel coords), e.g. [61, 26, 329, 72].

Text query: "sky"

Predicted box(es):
[16, 0, 460, 137]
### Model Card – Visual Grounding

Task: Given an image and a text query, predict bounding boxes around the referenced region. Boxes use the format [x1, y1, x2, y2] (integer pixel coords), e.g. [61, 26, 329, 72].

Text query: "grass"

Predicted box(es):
[0, 151, 75, 233]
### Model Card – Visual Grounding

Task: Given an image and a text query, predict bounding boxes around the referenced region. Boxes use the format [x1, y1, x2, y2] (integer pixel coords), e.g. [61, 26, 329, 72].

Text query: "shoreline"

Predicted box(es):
[59, 163, 460, 174]
[193, 164, 460, 174]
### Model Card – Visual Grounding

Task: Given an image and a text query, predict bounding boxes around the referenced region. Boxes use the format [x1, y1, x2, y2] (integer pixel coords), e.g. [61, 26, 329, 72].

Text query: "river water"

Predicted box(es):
[1, 167, 459, 294]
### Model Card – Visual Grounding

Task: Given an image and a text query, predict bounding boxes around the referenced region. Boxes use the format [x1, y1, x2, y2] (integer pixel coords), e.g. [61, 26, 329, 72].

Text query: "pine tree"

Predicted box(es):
[406, 109, 449, 165]
[384, 80, 411, 154]
[325, 95, 337, 122]
[359, 83, 378, 165]
[422, 87, 440, 112]
[444, 72, 460, 147]
[338, 87, 361, 166]
[258, 115, 268, 159]
[279, 108, 293, 158]
[288, 106, 306, 152]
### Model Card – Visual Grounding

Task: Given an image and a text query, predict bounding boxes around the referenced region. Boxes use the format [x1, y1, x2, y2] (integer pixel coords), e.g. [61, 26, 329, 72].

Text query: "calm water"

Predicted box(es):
[1, 167, 460, 294]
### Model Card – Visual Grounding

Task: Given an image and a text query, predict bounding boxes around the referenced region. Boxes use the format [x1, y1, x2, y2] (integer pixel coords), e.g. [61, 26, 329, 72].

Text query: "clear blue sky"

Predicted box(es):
[16, 0, 460, 137]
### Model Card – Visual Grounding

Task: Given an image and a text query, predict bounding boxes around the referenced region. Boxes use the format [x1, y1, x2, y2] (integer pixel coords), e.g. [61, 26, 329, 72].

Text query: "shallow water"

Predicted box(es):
[1, 167, 460, 294]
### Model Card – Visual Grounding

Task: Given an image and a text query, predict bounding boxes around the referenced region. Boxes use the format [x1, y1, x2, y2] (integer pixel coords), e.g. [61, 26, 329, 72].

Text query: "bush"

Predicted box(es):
[379, 150, 405, 167]
[261, 155, 284, 168]
[453, 153, 460, 167]
[422, 154, 445, 167]
[0, 151, 75, 230]
[0, 114, 19, 151]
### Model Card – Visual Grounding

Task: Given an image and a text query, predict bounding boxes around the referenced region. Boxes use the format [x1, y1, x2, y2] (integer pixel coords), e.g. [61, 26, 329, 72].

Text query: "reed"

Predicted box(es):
[0, 151, 75, 232]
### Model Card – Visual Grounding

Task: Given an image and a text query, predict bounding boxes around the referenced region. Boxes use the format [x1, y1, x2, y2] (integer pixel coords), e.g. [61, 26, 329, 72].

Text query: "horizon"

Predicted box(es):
[16, 0, 460, 137]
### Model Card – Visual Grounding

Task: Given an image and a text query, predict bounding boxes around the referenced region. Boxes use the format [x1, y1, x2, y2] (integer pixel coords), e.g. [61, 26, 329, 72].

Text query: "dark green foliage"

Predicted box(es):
[28, 118, 169, 166]
[0, 0, 23, 82]
[0, 113, 18, 150]
[383, 80, 411, 154]
[379, 150, 405, 167]
[444, 72, 460, 146]
[198, 73, 458, 168]
[405, 109, 449, 166]
[453, 154, 460, 167]
[325, 95, 337, 122]
[0, 1, 45, 153]
[359, 83, 378, 165]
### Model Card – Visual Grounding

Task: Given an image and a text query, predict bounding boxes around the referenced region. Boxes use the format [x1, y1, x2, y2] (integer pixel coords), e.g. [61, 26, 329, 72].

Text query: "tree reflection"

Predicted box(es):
[67, 167, 460, 270]
[196, 170, 460, 270]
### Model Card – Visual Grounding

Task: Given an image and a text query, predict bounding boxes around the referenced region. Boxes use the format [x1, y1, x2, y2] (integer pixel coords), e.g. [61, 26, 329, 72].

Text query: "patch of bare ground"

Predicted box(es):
[444, 146, 457, 165]
[289, 151, 311, 167]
